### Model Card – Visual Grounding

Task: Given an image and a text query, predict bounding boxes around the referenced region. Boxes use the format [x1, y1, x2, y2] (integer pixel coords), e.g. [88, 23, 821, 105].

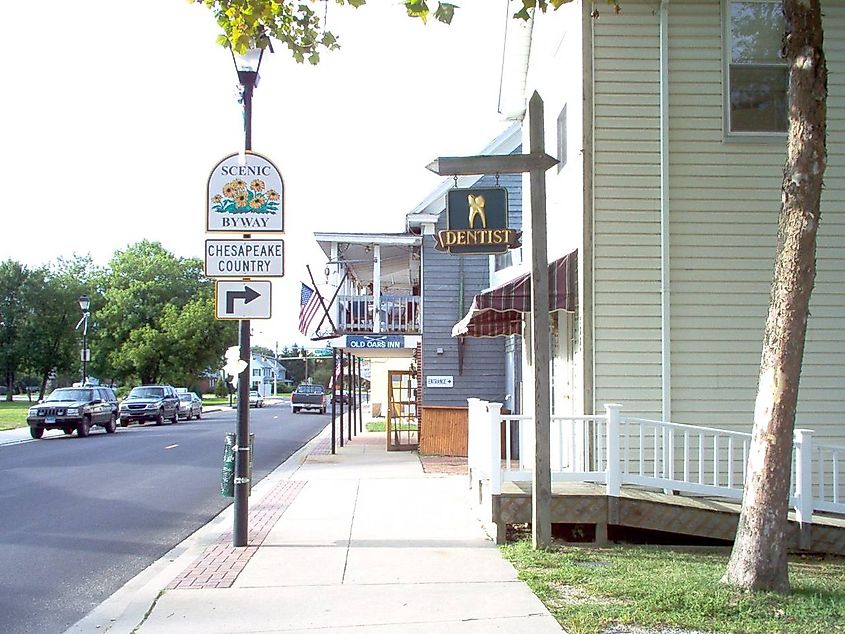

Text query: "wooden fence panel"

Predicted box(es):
[420, 406, 468, 456]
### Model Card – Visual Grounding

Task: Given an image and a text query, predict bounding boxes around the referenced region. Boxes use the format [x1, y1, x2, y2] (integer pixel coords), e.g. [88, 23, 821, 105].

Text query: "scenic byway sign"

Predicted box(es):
[215, 281, 272, 320]
[207, 152, 284, 233]
[204, 239, 284, 278]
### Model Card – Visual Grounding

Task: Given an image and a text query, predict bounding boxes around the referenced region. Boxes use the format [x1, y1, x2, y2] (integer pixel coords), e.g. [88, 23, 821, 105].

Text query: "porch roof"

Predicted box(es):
[452, 250, 577, 338]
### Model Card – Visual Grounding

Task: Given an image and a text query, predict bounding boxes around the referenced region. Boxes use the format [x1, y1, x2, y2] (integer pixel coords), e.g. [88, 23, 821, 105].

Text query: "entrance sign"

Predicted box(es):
[434, 187, 521, 255]
[426, 375, 454, 388]
[207, 152, 284, 232]
[215, 281, 272, 320]
[205, 239, 284, 278]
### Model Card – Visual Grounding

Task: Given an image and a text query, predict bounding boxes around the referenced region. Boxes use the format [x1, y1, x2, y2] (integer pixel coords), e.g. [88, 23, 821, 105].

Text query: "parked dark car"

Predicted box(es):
[26, 386, 119, 439]
[291, 384, 326, 414]
[119, 385, 180, 426]
[177, 392, 203, 420]
[332, 392, 350, 404]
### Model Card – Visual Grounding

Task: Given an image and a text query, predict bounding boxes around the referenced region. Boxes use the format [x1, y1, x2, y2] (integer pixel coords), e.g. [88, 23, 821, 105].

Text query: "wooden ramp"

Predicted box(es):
[492, 482, 845, 555]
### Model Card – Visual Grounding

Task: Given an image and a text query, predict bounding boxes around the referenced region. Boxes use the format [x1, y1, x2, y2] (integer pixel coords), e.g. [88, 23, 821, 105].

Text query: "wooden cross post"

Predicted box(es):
[427, 92, 556, 548]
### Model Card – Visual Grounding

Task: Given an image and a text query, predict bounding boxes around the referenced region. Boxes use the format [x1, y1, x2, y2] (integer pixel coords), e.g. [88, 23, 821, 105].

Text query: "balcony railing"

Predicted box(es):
[338, 294, 420, 334]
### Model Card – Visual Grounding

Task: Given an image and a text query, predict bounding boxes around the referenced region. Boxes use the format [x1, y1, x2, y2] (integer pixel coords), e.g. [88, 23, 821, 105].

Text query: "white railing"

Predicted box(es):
[466, 400, 845, 527]
[338, 294, 421, 333]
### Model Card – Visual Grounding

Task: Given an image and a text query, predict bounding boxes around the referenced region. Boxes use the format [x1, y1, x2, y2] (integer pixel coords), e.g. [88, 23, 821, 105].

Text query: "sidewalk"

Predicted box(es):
[68, 426, 562, 633]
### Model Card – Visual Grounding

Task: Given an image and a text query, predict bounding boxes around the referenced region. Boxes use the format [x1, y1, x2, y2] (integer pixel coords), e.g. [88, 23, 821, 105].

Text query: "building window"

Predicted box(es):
[556, 104, 567, 171]
[726, 0, 787, 134]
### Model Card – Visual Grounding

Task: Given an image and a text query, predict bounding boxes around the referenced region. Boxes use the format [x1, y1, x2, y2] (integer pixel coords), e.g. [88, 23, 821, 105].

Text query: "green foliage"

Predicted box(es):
[501, 541, 845, 634]
[20, 256, 99, 395]
[91, 241, 236, 386]
[0, 260, 32, 400]
[513, 0, 620, 21]
[193, 0, 456, 64]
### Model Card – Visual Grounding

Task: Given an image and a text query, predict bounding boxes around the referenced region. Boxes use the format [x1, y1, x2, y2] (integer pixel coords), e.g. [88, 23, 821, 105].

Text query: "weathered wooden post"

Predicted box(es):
[427, 92, 557, 548]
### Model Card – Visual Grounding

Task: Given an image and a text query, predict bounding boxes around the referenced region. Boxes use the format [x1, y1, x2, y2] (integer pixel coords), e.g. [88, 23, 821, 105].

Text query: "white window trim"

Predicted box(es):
[722, 0, 788, 141]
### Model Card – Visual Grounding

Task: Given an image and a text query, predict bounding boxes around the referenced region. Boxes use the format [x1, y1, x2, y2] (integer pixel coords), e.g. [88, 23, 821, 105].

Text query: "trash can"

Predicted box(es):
[220, 432, 254, 498]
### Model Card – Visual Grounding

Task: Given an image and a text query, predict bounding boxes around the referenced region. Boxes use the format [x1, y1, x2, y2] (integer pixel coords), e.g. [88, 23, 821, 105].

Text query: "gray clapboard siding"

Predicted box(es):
[421, 171, 522, 407]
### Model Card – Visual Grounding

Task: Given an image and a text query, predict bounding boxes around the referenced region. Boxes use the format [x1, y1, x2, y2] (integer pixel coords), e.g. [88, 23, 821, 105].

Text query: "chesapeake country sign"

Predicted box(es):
[207, 152, 284, 232]
[204, 239, 284, 278]
[435, 187, 521, 255]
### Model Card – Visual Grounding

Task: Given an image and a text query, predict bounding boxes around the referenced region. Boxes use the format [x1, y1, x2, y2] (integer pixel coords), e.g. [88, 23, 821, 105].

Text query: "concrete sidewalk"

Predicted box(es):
[68, 427, 562, 633]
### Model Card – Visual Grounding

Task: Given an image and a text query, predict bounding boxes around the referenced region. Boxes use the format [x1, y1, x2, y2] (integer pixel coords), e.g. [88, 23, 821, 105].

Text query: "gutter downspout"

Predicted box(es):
[660, 0, 672, 422]
[582, 0, 595, 416]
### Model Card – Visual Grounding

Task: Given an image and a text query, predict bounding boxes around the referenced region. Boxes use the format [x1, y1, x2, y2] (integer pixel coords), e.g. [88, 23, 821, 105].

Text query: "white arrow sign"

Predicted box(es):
[215, 281, 272, 320]
[205, 238, 284, 278]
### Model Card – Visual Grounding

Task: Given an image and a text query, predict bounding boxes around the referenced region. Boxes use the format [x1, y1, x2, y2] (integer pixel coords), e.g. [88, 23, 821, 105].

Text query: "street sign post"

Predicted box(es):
[204, 238, 284, 278]
[215, 281, 272, 320]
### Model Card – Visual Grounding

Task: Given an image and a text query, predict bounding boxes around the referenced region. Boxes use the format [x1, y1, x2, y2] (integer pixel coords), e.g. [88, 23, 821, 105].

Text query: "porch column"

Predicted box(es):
[373, 244, 382, 333]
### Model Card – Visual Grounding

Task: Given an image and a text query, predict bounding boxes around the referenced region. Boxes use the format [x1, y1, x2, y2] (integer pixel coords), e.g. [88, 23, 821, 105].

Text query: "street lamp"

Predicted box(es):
[77, 295, 90, 385]
[230, 42, 270, 548]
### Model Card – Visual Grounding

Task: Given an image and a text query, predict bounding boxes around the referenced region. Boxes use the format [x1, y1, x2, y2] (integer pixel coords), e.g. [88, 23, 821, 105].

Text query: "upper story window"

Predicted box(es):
[726, 0, 788, 135]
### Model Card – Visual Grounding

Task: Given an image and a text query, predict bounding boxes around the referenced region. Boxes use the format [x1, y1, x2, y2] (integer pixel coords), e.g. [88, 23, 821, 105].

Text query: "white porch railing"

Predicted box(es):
[467, 400, 845, 528]
[338, 294, 421, 333]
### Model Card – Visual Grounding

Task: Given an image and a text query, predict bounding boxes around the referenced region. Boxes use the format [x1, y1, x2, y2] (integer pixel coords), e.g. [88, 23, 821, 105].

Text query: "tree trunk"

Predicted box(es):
[722, 0, 827, 593]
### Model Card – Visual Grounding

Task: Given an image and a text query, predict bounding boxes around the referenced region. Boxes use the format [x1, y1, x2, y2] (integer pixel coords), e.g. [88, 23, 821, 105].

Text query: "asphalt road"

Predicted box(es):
[0, 401, 328, 634]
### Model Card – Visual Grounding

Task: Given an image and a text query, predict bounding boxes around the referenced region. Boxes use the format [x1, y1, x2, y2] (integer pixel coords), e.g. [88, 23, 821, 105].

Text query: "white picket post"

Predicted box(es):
[488, 402, 503, 495]
[794, 428, 814, 549]
[605, 404, 622, 497]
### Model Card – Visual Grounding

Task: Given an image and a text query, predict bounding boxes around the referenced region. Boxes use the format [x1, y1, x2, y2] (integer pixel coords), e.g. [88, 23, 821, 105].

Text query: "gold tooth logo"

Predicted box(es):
[467, 194, 487, 229]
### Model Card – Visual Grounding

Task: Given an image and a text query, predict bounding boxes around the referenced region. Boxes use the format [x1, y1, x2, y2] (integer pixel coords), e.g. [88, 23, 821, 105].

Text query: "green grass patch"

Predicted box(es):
[0, 401, 32, 431]
[365, 419, 418, 433]
[201, 396, 232, 406]
[500, 540, 845, 634]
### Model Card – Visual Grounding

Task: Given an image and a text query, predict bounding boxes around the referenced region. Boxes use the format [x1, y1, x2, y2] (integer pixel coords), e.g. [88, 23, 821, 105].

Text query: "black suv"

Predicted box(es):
[27, 386, 119, 439]
[119, 385, 180, 426]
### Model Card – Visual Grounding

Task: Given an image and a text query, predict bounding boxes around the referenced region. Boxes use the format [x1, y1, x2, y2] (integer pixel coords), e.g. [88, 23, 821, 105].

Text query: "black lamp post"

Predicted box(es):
[78, 295, 90, 385]
[231, 43, 267, 548]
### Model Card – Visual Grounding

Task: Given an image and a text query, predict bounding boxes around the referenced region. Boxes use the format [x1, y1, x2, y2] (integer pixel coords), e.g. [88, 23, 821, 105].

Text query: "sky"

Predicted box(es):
[0, 0, 514, 352]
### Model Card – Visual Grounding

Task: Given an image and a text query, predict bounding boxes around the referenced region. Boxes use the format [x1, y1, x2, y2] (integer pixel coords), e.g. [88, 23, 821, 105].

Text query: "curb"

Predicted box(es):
[64, 422, 332, 634]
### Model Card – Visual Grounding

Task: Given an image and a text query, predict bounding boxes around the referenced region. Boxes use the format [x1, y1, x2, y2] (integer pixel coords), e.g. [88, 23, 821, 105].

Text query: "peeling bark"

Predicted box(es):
[722, 0, 827, 593]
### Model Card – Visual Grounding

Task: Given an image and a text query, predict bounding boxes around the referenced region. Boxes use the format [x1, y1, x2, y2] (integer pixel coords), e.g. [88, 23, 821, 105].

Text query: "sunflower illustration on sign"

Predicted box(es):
[210, 179, 280, 215]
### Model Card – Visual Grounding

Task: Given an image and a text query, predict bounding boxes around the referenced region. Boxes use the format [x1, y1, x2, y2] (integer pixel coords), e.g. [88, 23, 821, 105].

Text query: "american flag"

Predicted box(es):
[299, 283, 320, 335]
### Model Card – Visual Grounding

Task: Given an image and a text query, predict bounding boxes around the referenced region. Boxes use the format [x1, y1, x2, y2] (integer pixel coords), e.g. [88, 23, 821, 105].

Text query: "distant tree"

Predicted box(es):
[20, 256, 98, 397]
[92, 241, 220, 385]
[0, 260, 31, 401]
[159, 291, 237, 386]
[251, 345, 275, 358]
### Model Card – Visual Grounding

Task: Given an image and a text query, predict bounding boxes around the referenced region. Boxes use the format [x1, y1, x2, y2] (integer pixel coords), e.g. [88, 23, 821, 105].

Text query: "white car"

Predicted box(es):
[248, 391, 264, 408]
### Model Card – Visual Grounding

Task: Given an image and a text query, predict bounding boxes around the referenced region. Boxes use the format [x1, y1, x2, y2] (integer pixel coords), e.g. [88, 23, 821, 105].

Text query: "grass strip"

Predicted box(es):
[500, 540, 845, 634]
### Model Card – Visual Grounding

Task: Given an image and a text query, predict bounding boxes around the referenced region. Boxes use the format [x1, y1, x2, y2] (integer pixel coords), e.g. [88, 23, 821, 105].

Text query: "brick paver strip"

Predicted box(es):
[309, 436, 332, 454]
[167, 479, 306, 589]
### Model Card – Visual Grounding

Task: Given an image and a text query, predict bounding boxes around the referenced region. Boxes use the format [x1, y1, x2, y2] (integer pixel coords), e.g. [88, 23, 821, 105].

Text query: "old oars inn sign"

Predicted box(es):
[434, 187, 521, 255]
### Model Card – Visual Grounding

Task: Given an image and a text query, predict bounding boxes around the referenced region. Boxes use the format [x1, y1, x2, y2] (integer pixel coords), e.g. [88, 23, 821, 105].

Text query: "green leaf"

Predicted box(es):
[433, 2, 457, 24]
[405, 0, 429, 23]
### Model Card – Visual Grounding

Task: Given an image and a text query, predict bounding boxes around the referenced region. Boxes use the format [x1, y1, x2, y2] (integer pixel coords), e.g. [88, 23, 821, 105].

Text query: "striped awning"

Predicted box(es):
[452, 250, 577, 338]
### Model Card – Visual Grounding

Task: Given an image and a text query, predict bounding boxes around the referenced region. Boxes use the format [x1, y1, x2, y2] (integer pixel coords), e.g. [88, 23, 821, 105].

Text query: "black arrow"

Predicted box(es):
[226, 285, 261, 313]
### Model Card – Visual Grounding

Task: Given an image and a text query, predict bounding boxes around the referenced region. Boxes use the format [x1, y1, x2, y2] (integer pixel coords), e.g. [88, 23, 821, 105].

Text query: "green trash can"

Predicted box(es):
[221, 432, 255, 498]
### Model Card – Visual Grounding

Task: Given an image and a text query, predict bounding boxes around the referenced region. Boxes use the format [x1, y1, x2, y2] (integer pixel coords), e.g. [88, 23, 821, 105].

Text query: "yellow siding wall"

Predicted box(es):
[592, 0, 845, 445]
[592, 1, 663, 417]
